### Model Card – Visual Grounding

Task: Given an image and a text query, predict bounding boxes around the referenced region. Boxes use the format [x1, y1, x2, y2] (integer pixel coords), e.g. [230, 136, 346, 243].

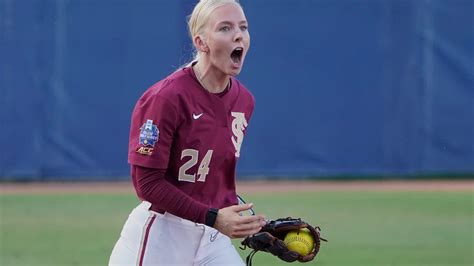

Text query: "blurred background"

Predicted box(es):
[1, 1, 473, 266]
[1, 0, 473, 180]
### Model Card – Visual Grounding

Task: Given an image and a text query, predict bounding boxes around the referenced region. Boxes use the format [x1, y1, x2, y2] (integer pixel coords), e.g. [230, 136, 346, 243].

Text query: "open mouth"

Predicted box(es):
[230, 47, 243, 64]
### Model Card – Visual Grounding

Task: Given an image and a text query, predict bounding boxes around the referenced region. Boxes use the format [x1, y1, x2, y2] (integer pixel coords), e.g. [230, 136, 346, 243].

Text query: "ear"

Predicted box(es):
[194, 35, 209, 53]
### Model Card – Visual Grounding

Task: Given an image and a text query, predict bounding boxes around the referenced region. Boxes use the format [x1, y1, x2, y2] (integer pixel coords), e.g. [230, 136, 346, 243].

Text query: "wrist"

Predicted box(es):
[205, 208, 219, 227]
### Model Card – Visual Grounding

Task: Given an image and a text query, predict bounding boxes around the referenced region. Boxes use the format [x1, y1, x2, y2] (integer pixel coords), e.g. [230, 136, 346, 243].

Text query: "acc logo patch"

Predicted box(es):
[137, 146, 153, 156]
[139, 119, 159, 147]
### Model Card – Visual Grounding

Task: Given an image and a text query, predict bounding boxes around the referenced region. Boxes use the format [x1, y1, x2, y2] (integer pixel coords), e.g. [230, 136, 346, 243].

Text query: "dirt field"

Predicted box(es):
[0, 180, 472, 195]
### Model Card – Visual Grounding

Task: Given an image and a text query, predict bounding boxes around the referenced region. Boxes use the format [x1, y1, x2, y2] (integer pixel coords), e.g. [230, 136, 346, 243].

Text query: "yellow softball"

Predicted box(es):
[283, 228, 314, 256]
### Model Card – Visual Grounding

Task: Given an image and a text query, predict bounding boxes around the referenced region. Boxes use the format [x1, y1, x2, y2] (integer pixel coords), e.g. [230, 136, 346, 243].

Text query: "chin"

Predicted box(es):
[229, 67, 243, 76]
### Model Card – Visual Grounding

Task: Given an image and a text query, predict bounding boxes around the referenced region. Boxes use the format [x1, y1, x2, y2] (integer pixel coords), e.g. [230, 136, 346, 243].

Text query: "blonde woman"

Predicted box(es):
[109, 0, 265, 265]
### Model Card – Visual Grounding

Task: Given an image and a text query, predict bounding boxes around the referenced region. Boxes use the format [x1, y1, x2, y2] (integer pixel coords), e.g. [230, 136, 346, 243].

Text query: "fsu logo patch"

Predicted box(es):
[231, 112, 248, 157]
[139, 119, 159, 147]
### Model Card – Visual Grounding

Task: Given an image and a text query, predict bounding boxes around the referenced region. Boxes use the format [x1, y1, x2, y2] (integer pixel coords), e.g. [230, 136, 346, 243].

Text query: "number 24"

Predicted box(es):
[178, 149, 213, 183]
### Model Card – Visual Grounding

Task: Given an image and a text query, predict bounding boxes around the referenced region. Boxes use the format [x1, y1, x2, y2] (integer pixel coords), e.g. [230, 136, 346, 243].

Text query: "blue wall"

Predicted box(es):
[1, 0, 473, 180]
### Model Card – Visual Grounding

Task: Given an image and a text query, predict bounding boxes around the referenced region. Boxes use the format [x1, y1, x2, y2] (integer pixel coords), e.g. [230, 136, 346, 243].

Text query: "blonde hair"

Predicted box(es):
[186, 0, 241, 65]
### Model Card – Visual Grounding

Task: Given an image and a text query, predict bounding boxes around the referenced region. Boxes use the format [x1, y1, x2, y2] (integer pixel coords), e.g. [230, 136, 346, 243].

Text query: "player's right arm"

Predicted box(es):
[128, 88, 211, 223]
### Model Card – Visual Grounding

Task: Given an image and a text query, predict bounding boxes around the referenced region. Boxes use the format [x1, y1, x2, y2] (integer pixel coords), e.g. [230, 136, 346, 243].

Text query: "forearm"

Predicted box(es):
[132, 165, 209, 224]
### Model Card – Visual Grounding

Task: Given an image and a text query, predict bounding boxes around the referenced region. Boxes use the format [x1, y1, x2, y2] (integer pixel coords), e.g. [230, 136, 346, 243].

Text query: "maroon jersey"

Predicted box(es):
[128, 66, 254, 211]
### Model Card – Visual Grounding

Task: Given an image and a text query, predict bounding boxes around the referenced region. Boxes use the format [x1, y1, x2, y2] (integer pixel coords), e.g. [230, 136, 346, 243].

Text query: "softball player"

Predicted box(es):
[109, 0, 266, 265]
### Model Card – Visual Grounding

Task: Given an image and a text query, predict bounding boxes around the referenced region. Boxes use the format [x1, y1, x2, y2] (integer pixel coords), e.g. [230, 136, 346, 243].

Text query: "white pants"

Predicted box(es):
[109, 201, 244, 266]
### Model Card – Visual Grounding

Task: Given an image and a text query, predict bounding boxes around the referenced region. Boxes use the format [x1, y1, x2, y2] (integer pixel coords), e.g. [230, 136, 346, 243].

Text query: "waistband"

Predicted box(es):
[138, 201, 205, 228]
[137, 201, 224, 245]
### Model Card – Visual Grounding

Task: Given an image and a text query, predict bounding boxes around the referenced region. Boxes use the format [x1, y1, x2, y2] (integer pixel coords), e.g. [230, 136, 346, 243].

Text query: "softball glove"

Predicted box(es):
[240, 217, 327, 265]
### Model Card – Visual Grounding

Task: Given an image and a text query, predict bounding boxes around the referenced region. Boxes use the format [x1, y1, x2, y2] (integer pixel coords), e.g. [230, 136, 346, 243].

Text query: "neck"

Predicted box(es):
[193, 62, 230, 93]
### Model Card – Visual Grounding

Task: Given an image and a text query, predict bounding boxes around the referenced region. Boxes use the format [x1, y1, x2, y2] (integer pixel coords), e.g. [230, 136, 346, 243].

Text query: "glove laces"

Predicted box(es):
[245, 249, 258, 266]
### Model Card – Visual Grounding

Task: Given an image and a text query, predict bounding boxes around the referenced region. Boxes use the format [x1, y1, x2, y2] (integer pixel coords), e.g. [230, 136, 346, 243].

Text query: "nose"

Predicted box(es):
[233, 30, 243, 42]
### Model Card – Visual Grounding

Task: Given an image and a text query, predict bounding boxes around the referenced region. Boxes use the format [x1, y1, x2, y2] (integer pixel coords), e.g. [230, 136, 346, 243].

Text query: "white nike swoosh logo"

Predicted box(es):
[193, 113, 204, 119]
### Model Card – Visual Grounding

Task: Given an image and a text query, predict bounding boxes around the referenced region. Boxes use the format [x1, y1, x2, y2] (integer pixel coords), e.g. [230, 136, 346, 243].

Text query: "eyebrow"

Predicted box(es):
[216, 20, 248, 26]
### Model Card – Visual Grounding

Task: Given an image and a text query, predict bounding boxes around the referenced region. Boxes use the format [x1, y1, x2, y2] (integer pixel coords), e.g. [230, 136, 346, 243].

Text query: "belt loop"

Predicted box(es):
[141, 201, 152, 210]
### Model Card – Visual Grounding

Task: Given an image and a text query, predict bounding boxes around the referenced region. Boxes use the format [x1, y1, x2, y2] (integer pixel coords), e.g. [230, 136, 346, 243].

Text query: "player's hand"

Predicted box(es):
[214, 203, 266, 239]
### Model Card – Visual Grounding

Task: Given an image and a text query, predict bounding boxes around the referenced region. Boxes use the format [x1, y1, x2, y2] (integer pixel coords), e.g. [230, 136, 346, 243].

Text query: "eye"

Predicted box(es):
[219, 26, 231, 32]
[240, 25, 248, 31]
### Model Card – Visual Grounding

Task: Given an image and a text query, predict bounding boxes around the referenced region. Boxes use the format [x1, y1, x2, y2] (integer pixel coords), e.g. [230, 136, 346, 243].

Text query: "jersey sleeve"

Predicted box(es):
[128, 94, 179, 169]
[132, 165, 209, 224]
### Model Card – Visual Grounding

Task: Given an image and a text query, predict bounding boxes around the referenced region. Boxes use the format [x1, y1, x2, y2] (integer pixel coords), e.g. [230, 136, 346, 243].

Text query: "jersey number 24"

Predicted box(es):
[178, 149, 214, 183]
